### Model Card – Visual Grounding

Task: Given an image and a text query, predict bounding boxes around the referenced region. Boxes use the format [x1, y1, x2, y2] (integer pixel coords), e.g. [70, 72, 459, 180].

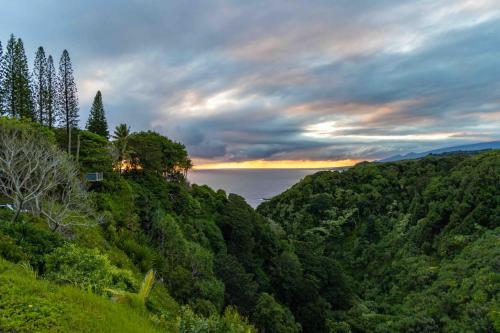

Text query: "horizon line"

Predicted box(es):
[191, 159, 363, 170]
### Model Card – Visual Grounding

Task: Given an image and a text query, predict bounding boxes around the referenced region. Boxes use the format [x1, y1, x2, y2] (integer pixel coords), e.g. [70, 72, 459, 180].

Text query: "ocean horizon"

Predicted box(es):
[188, 168, 346, 208]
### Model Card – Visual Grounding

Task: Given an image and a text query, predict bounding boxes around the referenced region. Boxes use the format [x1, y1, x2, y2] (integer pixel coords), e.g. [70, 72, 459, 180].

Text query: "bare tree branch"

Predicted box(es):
[0, 121, 99, 230]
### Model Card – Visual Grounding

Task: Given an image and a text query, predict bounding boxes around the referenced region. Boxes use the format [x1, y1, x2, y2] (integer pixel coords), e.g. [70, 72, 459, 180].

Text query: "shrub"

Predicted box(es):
[0, 220, 63, 271]
[195, 278, 225, 312]
[191, 299, 218, 317]
[0, 234, 26, 262]
[252, 293, 301, 333]
[107, 270, 156, 313]
[177, 306, 257, 333]
[118, 237, 155, 272]
[44, 243, 136, 294]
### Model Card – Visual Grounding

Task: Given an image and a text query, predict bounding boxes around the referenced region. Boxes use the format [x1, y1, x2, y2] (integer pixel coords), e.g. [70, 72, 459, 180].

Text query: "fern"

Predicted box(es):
[138, 270, 155, 303]
[107, 270, 155, 308]
[18, 261, 37, 278]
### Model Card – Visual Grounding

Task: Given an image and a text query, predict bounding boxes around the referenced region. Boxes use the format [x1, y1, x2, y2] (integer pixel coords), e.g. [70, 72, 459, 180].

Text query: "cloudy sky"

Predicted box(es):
[2, 0, 500, 168]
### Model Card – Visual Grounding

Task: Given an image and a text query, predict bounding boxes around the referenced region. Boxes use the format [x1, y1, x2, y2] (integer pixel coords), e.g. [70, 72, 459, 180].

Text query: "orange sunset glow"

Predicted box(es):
[193, 159, 362, 170]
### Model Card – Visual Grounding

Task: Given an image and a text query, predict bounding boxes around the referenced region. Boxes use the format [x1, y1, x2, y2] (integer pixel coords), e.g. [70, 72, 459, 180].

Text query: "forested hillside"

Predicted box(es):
[2, 111, 498, 332]
[0, 117, 260, 332]
[0, 33, 498, 332]
[0, 34, 298, 332]
[258, 151, 500, 332]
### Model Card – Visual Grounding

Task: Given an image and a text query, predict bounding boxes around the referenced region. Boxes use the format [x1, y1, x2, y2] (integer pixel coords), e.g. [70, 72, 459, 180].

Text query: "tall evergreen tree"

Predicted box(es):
[33, 46, 47, 124]
[13, 38, 34, 119]
[1, 35, 17, 117]
[86, 90, 109, 138]
[0, 40, 3, 116]
[0, 35, 33, 119]
[57, 49, 79, 153]
[46, 55, 56, 128]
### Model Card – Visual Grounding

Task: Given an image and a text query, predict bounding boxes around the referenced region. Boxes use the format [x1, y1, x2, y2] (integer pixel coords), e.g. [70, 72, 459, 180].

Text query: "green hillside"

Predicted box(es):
[0, 258, 162, 333]
[258, 150, 500, 332]
[1, 31, 498, 333]
[1, 113, 499, 332]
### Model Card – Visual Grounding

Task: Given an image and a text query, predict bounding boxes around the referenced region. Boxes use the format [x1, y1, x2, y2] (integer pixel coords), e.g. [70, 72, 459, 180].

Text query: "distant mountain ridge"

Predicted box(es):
[379, 140, 500, 162]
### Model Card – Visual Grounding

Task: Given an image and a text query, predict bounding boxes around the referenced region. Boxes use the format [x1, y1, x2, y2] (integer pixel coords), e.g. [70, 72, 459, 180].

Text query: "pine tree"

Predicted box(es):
[13, 38, 34, 120]
[1, 35, 17, 117]
[0, 40, 3, 116]
[86, 90, 109, 138]
[57, 49, 79, 153]
[46, 55, 57, 128]
[33, 46, 47, 124]
[0, 35, 33, 119]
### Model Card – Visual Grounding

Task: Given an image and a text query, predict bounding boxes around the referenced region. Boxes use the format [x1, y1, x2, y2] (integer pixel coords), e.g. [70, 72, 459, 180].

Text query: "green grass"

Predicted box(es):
[0, 258, 162, 333]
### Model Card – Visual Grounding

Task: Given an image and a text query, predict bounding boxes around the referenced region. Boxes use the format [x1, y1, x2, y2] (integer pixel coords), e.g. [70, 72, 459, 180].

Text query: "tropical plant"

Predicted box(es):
[111, 123, 131, 172]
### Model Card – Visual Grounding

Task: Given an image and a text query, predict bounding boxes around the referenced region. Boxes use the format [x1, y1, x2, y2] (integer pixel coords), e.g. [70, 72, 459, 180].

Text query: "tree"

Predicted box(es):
[111, 123, 131, 172]
[0, 118, 96, 229]
[86, 90, 109, 138]
[214, 253, 258, 315]
[269, 251, 303, 305]
[1, 36, 34, 119]
[127, 131, 192, 178]
[57, 49, 79, 153]
[0, 40, 3, 115]
[13, 38, 34, 120]
[34, 157, 98, 232]
[0, 118, 62, 222]
[1, 35, 16, 117]
[253, 293, 301, 333]
[33, 46, 47, 124]
[45, 55, 57, 128]
[1, 35, 15, 117]
[218, 194, 256, 270]
[74, 130, 114, 173]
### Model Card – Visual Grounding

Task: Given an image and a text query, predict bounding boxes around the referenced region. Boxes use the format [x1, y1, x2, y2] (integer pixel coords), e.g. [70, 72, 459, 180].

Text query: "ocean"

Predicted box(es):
[188, 168, 339, 208]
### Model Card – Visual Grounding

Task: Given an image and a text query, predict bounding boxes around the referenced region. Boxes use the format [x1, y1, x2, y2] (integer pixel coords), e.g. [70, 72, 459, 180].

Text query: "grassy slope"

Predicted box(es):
[0, 258, 162, 333]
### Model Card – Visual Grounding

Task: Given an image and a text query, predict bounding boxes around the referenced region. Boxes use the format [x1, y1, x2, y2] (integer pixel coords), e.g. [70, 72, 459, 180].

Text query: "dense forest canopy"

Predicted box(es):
[258, 151, 500, 332]
[0, 34, 499, 333]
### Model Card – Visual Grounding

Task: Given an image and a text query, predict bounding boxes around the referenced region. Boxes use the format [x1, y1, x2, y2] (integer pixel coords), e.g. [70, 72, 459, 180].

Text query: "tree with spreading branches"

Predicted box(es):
[0, 118, 97, 229]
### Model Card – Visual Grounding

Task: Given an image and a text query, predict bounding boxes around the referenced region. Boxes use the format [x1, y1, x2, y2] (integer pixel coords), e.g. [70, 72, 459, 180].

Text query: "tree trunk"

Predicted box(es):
[68, 125, 72, 154]
[76, 134, 80, 164]
[11, 198, 23, 223]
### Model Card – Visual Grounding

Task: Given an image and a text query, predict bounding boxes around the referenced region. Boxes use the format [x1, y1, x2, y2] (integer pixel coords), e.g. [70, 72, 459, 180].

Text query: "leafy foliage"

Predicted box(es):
[258, 151, 500, 332]
[253, 293, 301, 333]
[1, 46, 498, 331]
[0, 258, 162, 333]
[44, 243, 137, 294]
[128, 131, 192, 178]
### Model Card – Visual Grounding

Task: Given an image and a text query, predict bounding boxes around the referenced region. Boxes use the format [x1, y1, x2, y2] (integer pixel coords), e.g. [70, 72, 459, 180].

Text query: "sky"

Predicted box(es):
[1, 0, 500, 168]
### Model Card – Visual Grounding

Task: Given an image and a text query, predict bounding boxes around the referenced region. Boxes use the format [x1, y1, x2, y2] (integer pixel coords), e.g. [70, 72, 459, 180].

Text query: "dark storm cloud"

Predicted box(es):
[1, 0, 499, 164]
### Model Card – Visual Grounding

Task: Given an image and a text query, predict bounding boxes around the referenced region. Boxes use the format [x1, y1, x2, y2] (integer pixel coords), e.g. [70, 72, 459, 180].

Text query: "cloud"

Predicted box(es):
[1, 0, 499, 164]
